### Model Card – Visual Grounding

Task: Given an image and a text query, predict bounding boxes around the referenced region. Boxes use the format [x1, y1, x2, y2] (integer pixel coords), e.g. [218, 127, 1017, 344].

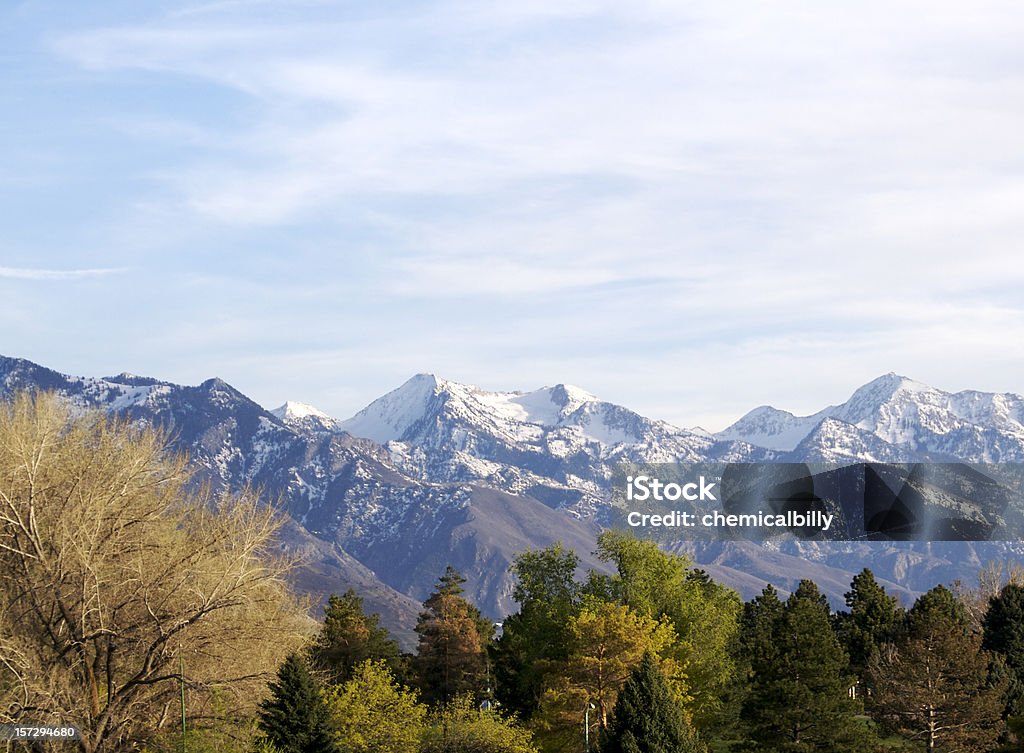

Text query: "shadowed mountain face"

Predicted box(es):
[3, 354, 1024, 642]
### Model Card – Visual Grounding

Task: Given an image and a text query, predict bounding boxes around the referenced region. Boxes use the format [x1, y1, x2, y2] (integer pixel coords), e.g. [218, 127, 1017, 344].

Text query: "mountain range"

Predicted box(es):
[3, 354, 1023, 647]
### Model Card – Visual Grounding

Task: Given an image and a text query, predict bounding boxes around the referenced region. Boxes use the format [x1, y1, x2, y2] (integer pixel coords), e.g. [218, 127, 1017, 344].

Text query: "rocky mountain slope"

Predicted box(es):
[3, 354, 1023, 640]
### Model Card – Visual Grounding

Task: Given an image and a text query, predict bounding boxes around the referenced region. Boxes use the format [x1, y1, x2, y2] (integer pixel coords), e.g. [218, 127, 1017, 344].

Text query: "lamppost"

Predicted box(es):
[179, 652, 187, 753]
[584, 702, 596, 752]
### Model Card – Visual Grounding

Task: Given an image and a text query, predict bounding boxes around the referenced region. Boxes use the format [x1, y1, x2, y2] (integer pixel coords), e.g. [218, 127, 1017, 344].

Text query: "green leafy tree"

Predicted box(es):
[868, 585, 1006, 753]
[420, 694, 537, 753]
[493, 543, 581, 719]
[257, 654, 337, 753]
[326, 659, 425, 753]
[740, 580, 867, 752]
[603, 653, 706, 753]
[415, 566, 493, 706]
[669, 570, 742, 725]
[309, 590, 401, 685]
[590, 532, 741, 723]
[592, 531, 691, 617]
[834, 568, 904, 679]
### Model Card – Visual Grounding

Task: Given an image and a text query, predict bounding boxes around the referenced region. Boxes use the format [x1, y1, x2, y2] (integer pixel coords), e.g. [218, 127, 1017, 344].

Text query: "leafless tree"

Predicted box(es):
[0, 392, 310, 752]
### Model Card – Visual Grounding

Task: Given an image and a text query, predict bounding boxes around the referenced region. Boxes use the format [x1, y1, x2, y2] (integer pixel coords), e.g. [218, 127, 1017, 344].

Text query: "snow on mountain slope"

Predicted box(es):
[6, 354, 1024, 623]
[719, 372, 1024, 460]
[339, 373, 763, 517]
[272, 400, 341, 433]
[342, 375, 643, 446]
[716, 405, 830, 451]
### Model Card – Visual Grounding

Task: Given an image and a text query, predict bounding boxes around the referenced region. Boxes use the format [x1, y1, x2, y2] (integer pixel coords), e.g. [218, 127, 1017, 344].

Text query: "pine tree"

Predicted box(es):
[415, 566, 493, 706]
[835, 568, 903, 679]
[603, 653, 706, 753]
[309, 589, 401, 685]
[258, 654, 338, 753]
[983, 583, 1024, 716]
[868, 585, 1006, 753]
[739, 580, 867, 752]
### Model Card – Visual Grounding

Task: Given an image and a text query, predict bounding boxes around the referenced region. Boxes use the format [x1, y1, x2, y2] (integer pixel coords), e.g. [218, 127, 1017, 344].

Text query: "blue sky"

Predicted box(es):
[2, 0, 1023, 430]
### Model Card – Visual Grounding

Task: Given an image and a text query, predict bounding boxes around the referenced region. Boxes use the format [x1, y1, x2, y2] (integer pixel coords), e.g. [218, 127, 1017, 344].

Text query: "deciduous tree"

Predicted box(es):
[326, 659, 424, 753]
[493, 543, 580, 718]
[534, 601, 679, 751]
[420, 694, 537, 753]
[0, 392, 307, 753]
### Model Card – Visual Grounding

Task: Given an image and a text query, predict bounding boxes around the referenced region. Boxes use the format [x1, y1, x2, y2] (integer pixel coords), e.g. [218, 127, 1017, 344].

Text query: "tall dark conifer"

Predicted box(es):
[835, 568, 904, 679]
[984, 583, 1024, 717]
[868, 585, 1005, 753]
[603, 652, 705, 753]
[257, 653, 337, 753]
[308, 589, 401, 685]
[740, 580, 867, 752]
[415, 566, 493, 706]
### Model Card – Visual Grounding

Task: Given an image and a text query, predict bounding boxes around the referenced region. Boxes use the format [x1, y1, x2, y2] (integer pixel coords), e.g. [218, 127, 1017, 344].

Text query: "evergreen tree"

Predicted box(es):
[740, 580, 867, 752]
[835, 568, 904, 679]
[258, 654, 338, 753]
[736, 585, 784, 670]
[415, 566, 493, 706]
[603, 653, 706, 753]
[716, 585, 784, 745]
[983, 583, 1024, 716]
[309, 589, 401, 685]
[868, 585, 1006, 753]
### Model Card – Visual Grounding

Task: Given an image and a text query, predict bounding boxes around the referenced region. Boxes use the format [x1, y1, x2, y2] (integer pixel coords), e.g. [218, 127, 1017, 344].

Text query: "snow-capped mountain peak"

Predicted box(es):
[272, 400, 334, 422]
[339, 373, 447, 444]
[718, 373, 1024, 458]
[716, 405, 826, 452]
[271, 400, 341, 433]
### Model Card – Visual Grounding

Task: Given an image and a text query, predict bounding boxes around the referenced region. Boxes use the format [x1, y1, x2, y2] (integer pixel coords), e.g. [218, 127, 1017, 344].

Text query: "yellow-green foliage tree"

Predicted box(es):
[420, 695, 537, 753]
[592, 532, 741, 723]
[533, 601, 679, 751]
[0, 392, 308, 753]
[327, 659, 425, 753]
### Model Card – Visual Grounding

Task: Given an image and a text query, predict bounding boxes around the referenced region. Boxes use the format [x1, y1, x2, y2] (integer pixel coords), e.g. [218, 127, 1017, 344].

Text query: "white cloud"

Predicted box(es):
[27, 1, 1024, 423]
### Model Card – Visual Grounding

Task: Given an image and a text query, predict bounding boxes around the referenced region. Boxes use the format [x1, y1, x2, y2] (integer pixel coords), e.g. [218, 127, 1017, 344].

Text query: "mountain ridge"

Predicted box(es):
[3, 353, 1023, 642]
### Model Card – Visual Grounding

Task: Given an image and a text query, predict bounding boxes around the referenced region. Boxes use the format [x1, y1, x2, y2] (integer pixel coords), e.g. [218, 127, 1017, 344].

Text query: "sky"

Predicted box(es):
[2, 0, 1023, 431]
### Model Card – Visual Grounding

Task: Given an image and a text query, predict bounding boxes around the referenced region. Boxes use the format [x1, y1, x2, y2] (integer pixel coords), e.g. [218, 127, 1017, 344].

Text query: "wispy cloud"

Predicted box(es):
[5, 1, 1023, 427]
[0, 267, 126, 281]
